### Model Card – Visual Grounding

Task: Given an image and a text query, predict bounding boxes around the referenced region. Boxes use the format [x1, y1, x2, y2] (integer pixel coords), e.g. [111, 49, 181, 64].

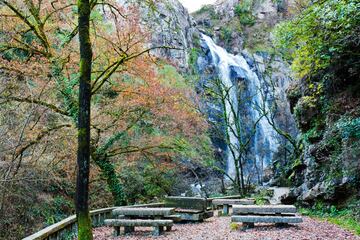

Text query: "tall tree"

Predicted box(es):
[76, 0, 93, 239]
[204, 77, 265, 195]
[0, 2, 210, 238]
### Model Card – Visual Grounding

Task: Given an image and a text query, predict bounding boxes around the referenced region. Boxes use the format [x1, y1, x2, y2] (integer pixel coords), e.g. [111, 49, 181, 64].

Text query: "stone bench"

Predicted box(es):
[106, 207, 175, 236]
[112, 207, 175, 218]
[231, 205, 302, 228]
[212, 199, 255, 215]
[104, 219, 173, 236]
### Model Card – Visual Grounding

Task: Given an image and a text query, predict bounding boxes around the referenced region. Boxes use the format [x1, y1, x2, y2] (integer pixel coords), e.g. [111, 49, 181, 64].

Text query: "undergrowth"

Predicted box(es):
[300, 202, 360, 235]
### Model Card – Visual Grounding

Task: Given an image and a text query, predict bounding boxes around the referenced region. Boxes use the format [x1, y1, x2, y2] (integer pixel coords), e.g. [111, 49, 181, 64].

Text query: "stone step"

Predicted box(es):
[232, 215, 303, 224]
[105, 219, 174, 227]
[233, 205, 297, 215]
[112, 207, 175, 217]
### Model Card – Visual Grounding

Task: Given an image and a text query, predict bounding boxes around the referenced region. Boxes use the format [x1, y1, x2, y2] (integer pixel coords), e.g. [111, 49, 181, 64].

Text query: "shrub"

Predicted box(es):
[234, 0, 256, 26]
[300, 201, 360, 235]
[335, 117, 360, 140]
[230, 222, 240, 231]
[273, 0, 360, 79]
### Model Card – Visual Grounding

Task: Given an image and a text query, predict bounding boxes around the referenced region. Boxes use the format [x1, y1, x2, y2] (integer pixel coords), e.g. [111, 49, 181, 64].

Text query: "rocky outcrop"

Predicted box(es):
[283, 74, 360, 205]
[193, 1, 297, 182]
[130, 0, 360, 206]
[192, 0, 288, 53]
[139, 0, 199, 71]
[213, 0, 239, 20]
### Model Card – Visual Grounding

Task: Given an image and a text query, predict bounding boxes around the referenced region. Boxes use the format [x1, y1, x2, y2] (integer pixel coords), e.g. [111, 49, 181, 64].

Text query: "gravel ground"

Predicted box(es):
[93, 216, 360, 240]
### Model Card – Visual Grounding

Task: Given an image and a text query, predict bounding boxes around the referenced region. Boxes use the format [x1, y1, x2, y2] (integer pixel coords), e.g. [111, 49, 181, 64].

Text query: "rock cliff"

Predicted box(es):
[143, 0, 359, 204]
[138, 0, 199, 71]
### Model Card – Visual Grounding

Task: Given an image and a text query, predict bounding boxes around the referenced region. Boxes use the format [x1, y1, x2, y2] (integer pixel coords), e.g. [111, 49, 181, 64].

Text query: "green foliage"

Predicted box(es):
[302, 126, 323, 143]
[172, 135, 214, 165]
[189, 48, 200, 71]
[294, 96, 317, 121]
[193, 4, 216, 16]
[157, 64, 188, 88]
[120, 162, 178, 203]
[253, 189, 272, 205]
[219, 26, 233, 45]
[234, 0, 256, 26]
[187, 47, 203, 84]
[143, 165, 174, 198]
[31, 196, 73, 226]
[53, 65, 79, 121]
[273, 0, 360, 78]
[230, 222, 240, 231]
[300, 201, 360, 235]
[279, 0, 360, 188]
[335, 117, 360, 140]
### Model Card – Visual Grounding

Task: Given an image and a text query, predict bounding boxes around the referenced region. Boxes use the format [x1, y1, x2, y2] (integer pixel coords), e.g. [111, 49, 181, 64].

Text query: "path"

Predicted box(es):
[93, 216, 360, 240]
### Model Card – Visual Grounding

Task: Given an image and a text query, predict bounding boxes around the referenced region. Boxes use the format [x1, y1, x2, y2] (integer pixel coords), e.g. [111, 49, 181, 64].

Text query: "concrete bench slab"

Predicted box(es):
[231, 215, 303, 224]
[212, 199, 255, 206]
[213, 199, 255, 215]
[175, 208, 203, 214]
[176, 210, 214, 221]
[209, 195, 243, 200]
[105, 219, 173, 227]
[112, 207, 175, 217]
[164, 214, 182, 222]
[233, 205, 297, 215]
[105, 219, 174, 236]
[165, 196, 208, 211]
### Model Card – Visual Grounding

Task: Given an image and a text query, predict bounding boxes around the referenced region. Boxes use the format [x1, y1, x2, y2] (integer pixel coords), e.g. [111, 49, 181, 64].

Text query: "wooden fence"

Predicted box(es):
[22, 203, 164, 240]
[22, 197, 242, 239]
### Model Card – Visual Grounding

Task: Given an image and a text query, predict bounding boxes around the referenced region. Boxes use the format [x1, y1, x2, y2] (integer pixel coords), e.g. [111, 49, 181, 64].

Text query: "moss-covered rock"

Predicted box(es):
[294, 96, 319, 131]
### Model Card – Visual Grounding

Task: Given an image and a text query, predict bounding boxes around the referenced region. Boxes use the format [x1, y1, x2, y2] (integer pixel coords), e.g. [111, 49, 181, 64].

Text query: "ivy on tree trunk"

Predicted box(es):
[92, 152, 127, 206]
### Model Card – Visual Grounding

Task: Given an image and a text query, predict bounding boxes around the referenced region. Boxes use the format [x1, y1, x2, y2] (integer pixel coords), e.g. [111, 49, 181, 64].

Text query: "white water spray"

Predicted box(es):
[201, 34, 278, 179]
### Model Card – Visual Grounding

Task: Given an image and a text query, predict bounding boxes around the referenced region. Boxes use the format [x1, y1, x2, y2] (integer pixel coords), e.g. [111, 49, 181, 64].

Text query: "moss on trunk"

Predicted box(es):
[76, 0, 93, 239]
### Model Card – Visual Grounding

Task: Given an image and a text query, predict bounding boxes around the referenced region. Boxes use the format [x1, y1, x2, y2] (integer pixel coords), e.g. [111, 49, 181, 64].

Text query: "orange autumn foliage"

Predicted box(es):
[0, 0, 208, 181]
[0, 2, 211, 238]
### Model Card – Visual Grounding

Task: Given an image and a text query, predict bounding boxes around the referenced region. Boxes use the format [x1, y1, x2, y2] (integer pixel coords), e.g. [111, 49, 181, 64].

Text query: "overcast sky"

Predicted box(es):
[179, 0, 217, 13]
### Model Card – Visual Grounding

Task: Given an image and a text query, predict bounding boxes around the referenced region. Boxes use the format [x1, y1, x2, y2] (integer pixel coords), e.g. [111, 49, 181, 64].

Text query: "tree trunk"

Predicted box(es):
[76, 1, 93, 239]
[238, 154, 245, 194]
[234, 157, 242, 195]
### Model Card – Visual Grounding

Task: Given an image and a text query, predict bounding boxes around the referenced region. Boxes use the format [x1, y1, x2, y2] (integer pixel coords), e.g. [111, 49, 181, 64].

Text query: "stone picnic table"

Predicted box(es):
[105, 207, 176, 236]
[212, 199, 255, 215]
[231, 204, 303, 228]
[112, 207, 175, 219]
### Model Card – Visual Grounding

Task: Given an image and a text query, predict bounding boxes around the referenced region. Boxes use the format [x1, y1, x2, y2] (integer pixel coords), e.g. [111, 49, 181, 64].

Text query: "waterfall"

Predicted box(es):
[201, 34, 278, 180]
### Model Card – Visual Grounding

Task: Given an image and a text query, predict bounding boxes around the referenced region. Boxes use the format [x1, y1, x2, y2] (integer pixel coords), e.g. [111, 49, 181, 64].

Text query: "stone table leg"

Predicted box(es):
[124, 226, 134, 234]
[153, 226, 161, 236]
[275, 223, 289, 228]
[113, 226, 121, 236]
[242, 222, 255, 229]
[223, 204, 229, 215]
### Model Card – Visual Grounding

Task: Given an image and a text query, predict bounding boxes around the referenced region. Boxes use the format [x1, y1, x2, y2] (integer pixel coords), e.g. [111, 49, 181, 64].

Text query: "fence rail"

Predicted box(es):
[22, 203, 165, 240]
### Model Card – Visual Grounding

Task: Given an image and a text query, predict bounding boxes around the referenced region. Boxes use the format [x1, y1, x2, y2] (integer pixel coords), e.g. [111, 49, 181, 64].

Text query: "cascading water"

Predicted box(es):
[201, 34, 278, 180]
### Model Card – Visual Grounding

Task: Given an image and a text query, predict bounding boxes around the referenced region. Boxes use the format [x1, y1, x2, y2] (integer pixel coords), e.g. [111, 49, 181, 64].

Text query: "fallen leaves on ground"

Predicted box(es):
[92, 216, 360, 240]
